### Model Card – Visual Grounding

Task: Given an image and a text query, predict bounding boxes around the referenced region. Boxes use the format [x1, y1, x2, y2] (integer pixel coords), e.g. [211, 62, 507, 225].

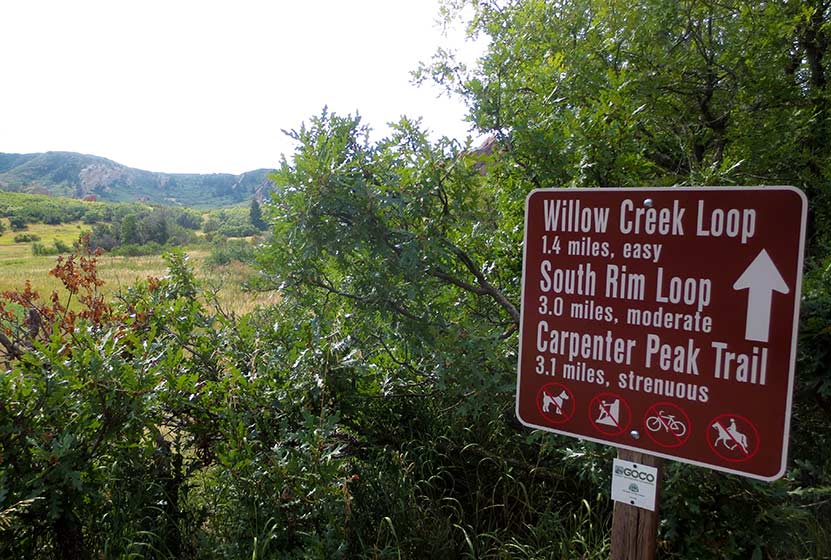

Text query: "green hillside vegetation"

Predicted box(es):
[0, 192, 270, 307]
[203, 203, 264, 238]
[0, 217, 272, 313]
[0, 190, 105, 225]
[0, 191, 269, 257]
[0, 242, 274, 315]
[0, 151, 275, 208]
[1, 1, 830, 559]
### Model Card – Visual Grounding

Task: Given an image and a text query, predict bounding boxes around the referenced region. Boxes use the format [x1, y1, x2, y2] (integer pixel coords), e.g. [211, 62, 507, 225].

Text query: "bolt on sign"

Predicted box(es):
[515, 187, 807, 481]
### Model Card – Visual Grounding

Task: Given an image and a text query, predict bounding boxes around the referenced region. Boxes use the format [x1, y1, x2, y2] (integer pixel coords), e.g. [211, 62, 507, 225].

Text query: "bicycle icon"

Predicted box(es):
[642, 403, 691, 448]
[646, 409, 687, 438]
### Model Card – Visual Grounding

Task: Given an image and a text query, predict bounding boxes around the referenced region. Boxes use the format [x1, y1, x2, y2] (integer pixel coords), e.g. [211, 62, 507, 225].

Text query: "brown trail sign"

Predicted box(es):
[515, 187, 807, 481]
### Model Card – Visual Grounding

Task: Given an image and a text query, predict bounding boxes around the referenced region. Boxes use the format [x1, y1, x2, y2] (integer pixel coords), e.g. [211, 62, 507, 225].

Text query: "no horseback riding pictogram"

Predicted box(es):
[588, 392, 631, 437]
[537, 383, 575, 425]
[707, 414, 760, 463]
[643, 402, 691, 449]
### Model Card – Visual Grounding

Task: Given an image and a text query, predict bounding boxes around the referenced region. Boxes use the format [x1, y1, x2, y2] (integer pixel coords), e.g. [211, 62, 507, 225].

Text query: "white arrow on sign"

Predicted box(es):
[732, 249, 789, 343]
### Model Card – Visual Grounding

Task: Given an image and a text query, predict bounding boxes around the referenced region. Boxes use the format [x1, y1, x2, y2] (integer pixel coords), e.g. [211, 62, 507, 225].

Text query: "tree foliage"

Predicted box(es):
[424, 0, 831, 254]
[0, 245, 363, 558]
[256, 1, 831, 557]
[249, 199, 267, 231]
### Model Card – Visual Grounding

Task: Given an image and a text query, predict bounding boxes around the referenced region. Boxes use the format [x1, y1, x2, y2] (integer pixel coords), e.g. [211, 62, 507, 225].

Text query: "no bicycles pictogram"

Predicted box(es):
[588, 392, 631, 437]
[707, 414, 760, 463]
[643, 402, 691, 449]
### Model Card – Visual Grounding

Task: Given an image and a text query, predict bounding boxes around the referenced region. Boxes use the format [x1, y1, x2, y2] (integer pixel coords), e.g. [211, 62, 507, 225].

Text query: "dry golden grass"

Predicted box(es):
[0, 224, 277, 314]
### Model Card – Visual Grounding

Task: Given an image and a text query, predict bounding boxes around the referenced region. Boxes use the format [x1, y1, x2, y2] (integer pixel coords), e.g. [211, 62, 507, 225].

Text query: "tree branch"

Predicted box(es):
[306, 276, 424, 322]
[437, 241, 520, 324]
[0, 331, 22, 360]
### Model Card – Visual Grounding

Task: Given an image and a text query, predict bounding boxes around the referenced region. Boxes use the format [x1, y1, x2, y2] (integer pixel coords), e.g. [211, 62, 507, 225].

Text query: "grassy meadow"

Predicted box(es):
[0, 221, 277, 314]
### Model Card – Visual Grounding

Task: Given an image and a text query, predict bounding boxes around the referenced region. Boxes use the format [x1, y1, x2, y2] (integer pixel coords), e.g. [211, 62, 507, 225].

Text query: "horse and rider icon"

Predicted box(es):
[707, 414, 760, 462]
[713, 418, 749, 453]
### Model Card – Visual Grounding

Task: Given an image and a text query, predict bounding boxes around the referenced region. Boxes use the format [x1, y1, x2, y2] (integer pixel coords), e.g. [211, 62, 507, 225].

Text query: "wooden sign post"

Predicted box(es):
[611, 450, 662, 560]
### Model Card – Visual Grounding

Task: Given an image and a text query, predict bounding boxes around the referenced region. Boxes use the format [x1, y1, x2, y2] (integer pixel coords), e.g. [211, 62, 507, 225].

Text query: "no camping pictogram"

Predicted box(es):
[537, 383, 575, 425]
[643, 402, 691, 449]
[588, 392, 631, 437]
[706, 413, 760, 463]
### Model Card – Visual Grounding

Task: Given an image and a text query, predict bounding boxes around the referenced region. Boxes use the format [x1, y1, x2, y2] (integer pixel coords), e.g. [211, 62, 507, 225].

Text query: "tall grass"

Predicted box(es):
[0, 224, 274, 313]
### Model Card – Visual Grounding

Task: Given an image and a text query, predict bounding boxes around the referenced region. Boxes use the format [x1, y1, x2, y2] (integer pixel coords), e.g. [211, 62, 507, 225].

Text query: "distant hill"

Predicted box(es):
[0, 151, 276, 208]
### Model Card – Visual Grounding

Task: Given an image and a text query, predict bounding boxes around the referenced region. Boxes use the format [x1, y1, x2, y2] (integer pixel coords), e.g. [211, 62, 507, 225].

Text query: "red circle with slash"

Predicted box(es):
[643, 402, 692, 449]
[536, 383, 575, 425]
[706, 413, 760, 463]
[588, 392, 631, 437]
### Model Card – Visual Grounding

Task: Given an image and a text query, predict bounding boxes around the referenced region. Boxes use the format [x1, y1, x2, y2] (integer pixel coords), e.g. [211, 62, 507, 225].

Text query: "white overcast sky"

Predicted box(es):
[0, 1, 483, 174]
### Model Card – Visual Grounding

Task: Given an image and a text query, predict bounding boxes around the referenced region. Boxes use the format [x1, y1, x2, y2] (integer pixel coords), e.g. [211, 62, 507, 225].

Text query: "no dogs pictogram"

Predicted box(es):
[536, 383, 575, 425]
[588, 392, 631, 437]
[707, 414, 760, 463]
